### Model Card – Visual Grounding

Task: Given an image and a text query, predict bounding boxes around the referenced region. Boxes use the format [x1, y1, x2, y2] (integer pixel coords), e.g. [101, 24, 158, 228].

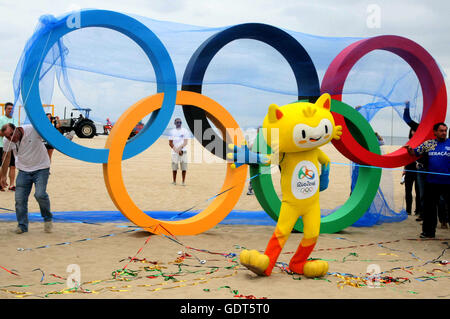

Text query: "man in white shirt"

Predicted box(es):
[0, 102, 18, 191]
[0, 123, 52, 234]
[168, 118, 189, 186]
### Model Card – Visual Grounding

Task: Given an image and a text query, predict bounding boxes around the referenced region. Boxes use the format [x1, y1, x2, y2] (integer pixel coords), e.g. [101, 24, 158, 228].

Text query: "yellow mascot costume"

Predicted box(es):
[229, 93, 342, 277]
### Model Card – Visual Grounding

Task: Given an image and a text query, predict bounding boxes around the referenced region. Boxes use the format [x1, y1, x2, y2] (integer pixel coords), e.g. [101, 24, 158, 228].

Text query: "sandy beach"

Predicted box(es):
[0, 136, 448, 299]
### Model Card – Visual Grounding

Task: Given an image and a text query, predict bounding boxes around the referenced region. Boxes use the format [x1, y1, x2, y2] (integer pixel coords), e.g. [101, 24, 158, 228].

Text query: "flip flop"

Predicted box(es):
[8, 186, 15, 191]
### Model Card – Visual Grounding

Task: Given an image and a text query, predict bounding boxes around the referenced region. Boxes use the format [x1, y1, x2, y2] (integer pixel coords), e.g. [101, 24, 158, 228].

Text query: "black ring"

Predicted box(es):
[181, 23, 320, 159]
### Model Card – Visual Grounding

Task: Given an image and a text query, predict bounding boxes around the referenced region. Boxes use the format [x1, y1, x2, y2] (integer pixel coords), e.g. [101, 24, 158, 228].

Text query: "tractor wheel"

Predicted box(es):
[75, 121, 96, 138]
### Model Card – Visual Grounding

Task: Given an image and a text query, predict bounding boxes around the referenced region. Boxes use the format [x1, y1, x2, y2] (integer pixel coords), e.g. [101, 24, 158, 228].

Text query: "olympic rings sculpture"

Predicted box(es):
[21, 10, 178, 163]
[104, 91, 248, 235]
[322, 36, 447, 168]
[20, 9, 447, 235]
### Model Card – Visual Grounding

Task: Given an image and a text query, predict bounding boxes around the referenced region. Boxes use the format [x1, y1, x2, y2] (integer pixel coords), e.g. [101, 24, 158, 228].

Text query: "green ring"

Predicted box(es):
[250, 99, 382, 233]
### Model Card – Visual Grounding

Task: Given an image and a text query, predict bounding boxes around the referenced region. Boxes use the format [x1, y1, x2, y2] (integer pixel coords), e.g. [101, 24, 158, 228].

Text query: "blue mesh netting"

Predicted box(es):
[11, 9, 433, 127]
[10, 9, 437, 227]
[321, 143, 408, 227]
[349, 164, 408, 227]
[318, 161, 408, 227]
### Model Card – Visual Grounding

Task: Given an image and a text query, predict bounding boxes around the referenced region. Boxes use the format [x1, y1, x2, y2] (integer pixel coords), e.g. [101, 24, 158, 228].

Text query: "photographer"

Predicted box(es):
[44, 113, 61, 160]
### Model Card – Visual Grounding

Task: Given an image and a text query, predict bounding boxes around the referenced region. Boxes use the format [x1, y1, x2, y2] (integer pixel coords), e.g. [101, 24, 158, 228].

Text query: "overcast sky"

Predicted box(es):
[0, 0, 448, 137]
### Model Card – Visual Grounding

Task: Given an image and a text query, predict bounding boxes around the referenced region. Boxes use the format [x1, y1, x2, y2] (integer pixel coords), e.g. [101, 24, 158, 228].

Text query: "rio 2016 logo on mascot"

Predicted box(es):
[228, 93, 342, 277]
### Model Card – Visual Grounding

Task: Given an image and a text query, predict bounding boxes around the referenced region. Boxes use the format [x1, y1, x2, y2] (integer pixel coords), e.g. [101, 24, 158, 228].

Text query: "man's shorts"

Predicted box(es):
[172, 151, 188, 171]
[44, 142, 55, 150]
[0, 147, 15, 167]
[9, 152, 15, 167]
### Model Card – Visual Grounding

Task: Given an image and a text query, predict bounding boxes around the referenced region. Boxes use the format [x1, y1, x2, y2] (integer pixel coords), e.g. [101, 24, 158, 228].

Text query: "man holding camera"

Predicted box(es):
[168, 118, 189, 186]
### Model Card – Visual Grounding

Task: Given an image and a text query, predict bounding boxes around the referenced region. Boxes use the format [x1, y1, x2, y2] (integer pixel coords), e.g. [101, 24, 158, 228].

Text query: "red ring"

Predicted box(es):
[321, 35, 447, 168]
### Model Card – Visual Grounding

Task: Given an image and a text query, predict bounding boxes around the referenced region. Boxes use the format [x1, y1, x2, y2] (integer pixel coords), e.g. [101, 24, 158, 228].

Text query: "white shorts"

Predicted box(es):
[172, 152, 188, 171]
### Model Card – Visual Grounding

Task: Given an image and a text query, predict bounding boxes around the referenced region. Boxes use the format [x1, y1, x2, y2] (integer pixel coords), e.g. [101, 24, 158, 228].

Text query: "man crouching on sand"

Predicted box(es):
[0, 123, 53, 234]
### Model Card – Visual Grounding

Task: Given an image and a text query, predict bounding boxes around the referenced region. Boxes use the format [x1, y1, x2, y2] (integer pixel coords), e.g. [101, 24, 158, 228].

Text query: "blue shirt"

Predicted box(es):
[414, 139, 450, 184]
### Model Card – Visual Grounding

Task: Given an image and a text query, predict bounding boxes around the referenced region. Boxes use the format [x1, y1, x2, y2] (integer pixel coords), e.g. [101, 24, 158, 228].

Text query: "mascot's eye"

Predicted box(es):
[325, 125, 328, 134]
[302, 130, 306, 139]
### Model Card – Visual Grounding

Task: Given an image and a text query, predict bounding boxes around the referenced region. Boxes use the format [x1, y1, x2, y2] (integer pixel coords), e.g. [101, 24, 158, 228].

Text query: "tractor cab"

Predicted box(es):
[71, 107, 91, 120]
[59, 107, 97, 138]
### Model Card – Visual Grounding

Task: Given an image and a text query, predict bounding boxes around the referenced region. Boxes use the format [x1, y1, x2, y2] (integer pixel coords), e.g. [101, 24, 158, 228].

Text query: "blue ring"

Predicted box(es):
[181, 23, 320, 159]
[21, 9, 177, 163]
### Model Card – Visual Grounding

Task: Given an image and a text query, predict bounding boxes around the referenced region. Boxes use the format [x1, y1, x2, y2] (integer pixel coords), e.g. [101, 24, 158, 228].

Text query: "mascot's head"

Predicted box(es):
[262, 93, 339, 153]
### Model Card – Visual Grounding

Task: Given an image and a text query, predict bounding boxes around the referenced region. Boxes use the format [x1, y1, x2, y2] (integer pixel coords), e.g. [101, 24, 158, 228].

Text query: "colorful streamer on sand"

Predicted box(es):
[3, 231, 448, 298]
[1, 254, 241, 298]
[0, 265, 19, 276]
[16, 227, 141, 251]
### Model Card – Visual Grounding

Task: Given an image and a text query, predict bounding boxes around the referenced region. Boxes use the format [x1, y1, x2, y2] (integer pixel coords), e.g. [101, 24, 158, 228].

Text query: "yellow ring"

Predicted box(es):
[103, 91, 248, 235]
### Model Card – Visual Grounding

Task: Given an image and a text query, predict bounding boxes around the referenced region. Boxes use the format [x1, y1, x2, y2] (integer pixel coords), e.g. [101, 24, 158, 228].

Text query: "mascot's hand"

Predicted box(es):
[226, 143, 270, 169]
[319, 163, 330, 192]
[333, 125, 343, 140]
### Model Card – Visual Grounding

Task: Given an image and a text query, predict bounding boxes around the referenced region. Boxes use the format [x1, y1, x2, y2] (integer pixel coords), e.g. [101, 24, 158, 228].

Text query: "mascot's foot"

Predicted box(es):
[290, 260, 328, 278]
[240, 249, 270, 276]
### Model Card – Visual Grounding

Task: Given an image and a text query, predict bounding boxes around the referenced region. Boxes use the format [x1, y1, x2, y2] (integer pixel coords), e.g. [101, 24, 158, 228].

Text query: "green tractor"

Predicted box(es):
[58, 108, 97, 139]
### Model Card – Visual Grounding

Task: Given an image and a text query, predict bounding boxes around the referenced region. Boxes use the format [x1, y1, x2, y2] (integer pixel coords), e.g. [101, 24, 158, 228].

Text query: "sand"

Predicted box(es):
[0, 136, 448, 299]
